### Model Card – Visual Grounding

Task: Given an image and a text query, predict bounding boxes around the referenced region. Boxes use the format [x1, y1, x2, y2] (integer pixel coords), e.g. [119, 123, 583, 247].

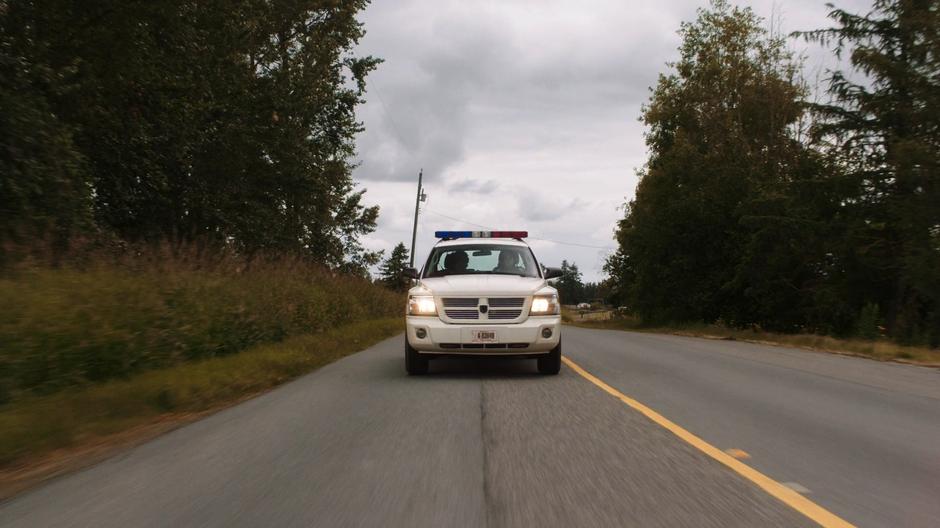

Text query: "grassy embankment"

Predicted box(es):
[0, 250, 404, 470]
[563, 309, 940, 366]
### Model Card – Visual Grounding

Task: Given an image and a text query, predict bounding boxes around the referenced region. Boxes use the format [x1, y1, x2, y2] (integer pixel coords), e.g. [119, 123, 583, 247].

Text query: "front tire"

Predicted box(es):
[537, 342, 561, 375]
[405, 338, 429, 375]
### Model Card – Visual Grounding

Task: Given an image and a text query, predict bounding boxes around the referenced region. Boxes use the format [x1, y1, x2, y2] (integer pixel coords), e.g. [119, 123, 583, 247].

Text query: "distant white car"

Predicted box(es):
[577, 302, 591, 310]
[404, 231, 562, 375]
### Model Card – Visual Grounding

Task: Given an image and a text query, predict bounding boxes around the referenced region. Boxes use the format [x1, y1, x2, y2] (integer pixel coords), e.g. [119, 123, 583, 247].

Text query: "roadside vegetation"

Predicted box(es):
[0, 246, 403, 404]
[1, 1, 406, 478]
[604, 0, 939, 349]
[0, 317, 402, 472]
[2, 1, 381, 268]
[0, 245, 403, 472]
[563, 309, 940, 366]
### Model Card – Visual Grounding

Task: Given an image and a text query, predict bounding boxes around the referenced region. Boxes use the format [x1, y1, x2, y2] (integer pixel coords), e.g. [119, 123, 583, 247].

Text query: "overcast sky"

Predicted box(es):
[352, 0, 870, 281]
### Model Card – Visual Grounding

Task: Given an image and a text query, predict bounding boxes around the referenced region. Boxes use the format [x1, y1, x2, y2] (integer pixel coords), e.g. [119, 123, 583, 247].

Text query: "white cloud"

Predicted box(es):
[354, 0, 872, 281]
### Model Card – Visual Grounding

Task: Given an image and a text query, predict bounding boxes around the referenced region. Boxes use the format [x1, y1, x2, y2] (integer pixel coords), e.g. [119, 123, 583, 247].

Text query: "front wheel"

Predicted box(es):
[405, 338, 429, 375]
[537, 342, 561, 375]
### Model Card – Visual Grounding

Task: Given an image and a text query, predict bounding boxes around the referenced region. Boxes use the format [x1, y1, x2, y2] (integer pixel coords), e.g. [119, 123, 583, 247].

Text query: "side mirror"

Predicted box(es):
[543, 267, 562, 280]
[403, 267, 419, 279]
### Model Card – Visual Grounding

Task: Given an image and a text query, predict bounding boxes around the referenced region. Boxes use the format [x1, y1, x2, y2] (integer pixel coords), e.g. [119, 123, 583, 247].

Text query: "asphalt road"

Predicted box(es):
[562, 326, 940, 528]
[1, 327, 938, 527]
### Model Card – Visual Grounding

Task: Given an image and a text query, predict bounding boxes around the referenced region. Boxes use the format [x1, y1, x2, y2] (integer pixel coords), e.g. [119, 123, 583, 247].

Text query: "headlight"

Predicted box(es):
[408, 295, 437, 316]
[530, 294, 559, 315]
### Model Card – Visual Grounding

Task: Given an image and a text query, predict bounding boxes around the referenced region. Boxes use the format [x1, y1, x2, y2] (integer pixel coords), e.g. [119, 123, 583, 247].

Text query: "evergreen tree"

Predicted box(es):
[379, 242, 411, 292]
[582, 281, 611, 305]
[555, 260, 585, 304]
[799, 0, 940, 344]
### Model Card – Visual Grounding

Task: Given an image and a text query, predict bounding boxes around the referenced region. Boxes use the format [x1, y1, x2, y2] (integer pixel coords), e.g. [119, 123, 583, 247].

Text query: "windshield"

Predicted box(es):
[423, 244, 540, 278]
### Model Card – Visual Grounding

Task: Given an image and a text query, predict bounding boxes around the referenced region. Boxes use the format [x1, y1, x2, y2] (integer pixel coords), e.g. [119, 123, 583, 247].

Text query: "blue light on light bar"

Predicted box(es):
[435, 231, 472, 239]
[435, 231, 528, 239]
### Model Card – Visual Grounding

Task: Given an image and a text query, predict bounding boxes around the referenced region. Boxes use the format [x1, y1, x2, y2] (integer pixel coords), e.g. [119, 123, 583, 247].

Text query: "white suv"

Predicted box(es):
[404, 231, 563, 375]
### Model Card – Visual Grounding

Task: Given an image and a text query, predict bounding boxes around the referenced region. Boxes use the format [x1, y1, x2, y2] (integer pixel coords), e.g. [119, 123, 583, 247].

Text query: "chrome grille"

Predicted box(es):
[488, 310, 522, 320]
[442, 297, 479, 308]
[440, 296, 525, 323]
[444, 309, 479, 320]
[487, 297, 525, 308]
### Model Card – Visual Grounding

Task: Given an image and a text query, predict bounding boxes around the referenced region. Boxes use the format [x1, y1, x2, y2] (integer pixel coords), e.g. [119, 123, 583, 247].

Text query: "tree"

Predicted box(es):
[1, 0, 382, 270]
[798, 0, 940, 344]
[606, 0, 938, 344]
[555, 260, 585, 304]
[609, 0, 821, 327]
[379, 242, 410, 292]
[0, 7, 91, 256]
[582, 281, 611, 305]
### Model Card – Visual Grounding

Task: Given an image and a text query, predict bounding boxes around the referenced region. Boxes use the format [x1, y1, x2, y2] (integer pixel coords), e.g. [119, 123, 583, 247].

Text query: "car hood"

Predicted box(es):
[419, 275, 548, 297]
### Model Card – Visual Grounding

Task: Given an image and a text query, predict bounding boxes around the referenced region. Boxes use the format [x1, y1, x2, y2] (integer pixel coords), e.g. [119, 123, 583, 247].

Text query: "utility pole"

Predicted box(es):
[409, 169, 426, 268]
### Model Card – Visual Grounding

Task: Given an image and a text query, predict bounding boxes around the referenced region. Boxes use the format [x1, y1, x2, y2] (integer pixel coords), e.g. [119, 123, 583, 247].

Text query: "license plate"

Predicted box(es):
[471, 330, 498, 343]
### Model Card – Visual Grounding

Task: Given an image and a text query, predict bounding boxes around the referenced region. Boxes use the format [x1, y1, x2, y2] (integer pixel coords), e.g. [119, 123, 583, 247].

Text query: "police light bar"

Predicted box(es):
[435, 230, 528, 239]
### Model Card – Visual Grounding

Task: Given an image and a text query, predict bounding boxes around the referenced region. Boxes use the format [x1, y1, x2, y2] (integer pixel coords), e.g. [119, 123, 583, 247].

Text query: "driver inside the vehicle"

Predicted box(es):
[494, 249, 523, 274]
[443, 250, 469, 275]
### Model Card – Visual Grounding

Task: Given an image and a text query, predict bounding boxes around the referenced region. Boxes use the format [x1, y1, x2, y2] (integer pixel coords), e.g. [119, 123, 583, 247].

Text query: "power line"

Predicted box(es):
[366, 78, 410, 148]
[367, 81, 616, 253]
[530, 237, 617, 251]
[423, 208, 616, 251]
[424, 209, 492, 230]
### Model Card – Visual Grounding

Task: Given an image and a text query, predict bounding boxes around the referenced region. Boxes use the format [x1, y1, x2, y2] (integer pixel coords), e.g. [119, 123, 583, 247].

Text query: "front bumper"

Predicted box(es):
[406, 315, 561, 355]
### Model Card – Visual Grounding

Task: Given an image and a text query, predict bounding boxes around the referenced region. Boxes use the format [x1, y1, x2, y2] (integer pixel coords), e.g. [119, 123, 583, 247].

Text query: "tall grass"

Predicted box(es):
[0, 318, 403, 468]
[0, 245, 403, 403]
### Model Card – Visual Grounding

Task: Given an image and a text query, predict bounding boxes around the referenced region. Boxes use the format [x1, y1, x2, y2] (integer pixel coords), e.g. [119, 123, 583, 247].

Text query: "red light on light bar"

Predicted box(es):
[490, 231, 528, 238]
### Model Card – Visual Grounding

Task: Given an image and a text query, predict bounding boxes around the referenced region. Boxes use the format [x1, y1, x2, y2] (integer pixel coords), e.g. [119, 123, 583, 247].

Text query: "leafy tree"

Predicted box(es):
[798, 0, 940, 344]
[379, 242, 411, 292]
[608, 0, 938, 345]
[1, 0, 381, 270]
[610, 0, 815, 325]
[555, 260, 585, 304]
[0, 6, 91, 255]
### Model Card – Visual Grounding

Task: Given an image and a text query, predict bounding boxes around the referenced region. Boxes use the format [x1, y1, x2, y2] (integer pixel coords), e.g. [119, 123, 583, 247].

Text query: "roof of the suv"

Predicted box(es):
[434, 237, 530, 248]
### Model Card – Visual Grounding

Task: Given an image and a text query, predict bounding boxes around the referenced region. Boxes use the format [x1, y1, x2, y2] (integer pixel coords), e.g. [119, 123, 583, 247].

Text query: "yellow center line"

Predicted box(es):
[561, 355, 855, 528]
[725, 448, 751, 460]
